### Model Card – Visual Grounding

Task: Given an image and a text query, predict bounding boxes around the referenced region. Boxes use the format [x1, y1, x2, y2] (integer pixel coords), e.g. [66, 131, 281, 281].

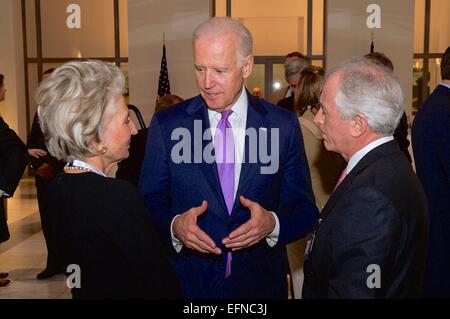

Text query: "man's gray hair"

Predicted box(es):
[36, 60, 125, 162]
[193, 17, 253, 67]
[324, 58, 404, 135]
[285, 57, 311, 79]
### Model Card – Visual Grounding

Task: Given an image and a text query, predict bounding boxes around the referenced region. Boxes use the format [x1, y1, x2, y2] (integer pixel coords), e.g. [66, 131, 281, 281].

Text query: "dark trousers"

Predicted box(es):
[35, 175, 61, 271]
[0, 197, 10, 244]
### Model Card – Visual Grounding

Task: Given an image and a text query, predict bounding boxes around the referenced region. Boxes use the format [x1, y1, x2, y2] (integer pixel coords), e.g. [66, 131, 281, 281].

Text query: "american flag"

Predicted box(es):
[157, 44, 171, 98]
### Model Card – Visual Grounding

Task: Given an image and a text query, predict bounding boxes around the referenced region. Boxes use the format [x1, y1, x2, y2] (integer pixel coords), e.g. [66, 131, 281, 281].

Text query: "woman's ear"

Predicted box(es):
[90, 139, 107, 155]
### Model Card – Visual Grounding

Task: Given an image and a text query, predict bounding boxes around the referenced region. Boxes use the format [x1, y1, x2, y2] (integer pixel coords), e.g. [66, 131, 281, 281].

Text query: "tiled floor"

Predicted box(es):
[0, 177, 70, 299]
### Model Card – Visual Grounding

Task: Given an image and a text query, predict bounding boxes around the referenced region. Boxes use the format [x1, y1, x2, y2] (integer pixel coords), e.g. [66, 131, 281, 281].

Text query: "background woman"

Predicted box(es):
[0, 73, 28, 287]
[287, 65, 343, 298]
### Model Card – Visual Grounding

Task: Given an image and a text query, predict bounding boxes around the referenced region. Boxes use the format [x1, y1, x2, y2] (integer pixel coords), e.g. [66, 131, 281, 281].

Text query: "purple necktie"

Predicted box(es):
[214, 110, 235, 278]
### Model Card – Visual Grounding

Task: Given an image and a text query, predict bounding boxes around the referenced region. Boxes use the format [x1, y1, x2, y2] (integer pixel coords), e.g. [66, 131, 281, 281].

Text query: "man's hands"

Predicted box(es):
[172, 201, 222, 254]
[172, 196, 276, 254]
[222, 196, 276, 251]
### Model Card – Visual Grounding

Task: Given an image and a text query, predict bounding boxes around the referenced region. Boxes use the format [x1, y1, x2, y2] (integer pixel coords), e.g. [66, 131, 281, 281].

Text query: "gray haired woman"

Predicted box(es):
[37, 60, 180, 299]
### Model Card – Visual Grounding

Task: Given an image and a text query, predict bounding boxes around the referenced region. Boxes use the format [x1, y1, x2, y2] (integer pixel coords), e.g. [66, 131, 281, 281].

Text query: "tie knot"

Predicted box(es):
[221, 110, 233, 121]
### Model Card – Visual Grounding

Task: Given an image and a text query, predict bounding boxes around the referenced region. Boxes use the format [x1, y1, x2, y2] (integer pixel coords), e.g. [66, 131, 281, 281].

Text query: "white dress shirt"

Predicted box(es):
[439, 82, 450, 89]
[207, 87, 248, 198]
[344, 136, 395, 175]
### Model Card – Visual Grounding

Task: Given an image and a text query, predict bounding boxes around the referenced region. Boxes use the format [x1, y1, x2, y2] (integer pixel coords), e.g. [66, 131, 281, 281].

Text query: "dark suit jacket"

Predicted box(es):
[46, 172, 181, 298]
[27, 113, 64, 173]
[0, 117, 28, 243]
[277, 95, 295, 113]
[138, 92, 319, 298]
[303, 141, 428, 298]
[116, 127, 148, 186]
[393, 112, 412, 163]
[412, 84, 450, 298]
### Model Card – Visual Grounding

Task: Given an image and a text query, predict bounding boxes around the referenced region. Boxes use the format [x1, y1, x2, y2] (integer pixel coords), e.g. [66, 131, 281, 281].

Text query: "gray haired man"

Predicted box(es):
[302, 58, 428, 298]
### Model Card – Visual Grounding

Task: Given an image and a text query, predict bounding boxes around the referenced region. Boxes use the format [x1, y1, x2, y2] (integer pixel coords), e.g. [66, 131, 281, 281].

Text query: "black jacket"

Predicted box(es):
[27, 113, 64, 173]
[277, 95, 295, 113]
[46, 172, 181, 298]
[303, 141, 428, 298]
[0, 117, 28, 243]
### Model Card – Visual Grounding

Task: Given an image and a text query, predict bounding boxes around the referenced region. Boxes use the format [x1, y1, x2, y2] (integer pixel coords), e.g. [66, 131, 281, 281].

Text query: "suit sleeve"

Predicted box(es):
[277, 115, 319, 244]
[0, 118, 28, 196]
[26, 113, 47, 169]
[138, 115, 174, 247]
[328, 186, 399, 298]
[393, 112, 412, 163]
[437, 110, 450, 183]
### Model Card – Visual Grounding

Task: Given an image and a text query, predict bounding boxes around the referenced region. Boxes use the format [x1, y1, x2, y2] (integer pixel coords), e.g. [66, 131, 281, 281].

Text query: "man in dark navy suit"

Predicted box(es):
[276, 54, 311, 113]
[0, 73, 28, 287]
[412, 46, 450, 298]
[302, 59, 428, 298]
[139, 18, 318, 298]
[364, 52, 412, 163]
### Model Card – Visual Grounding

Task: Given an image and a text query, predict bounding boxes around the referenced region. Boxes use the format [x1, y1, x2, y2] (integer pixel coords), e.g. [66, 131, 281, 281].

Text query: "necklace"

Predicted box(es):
[64, 160, 107, 177]
[64, 165, 90, 173]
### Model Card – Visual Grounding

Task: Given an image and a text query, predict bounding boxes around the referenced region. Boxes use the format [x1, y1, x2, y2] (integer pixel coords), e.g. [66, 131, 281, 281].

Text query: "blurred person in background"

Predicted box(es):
[277, 55, 311, 113]
[287, 65, 343, 298]
[116, 94, 184, 186]
[0, 73, 28, 287]
[27, 68, 66, 279]
[412, 46, 450, 298]
[251, 86, 262, 99]
[363, 52, 412, 163]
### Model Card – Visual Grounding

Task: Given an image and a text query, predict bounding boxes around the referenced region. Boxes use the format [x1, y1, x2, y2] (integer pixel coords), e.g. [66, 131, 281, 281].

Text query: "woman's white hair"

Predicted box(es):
[324, 58, 404, 135]
[36, 60, 125, 162]
[193, 17, 253, 67]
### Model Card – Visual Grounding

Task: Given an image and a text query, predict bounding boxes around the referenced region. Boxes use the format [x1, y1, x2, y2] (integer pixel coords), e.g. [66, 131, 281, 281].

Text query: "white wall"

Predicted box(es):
[429, 0, 450, 53]
[232, 0, 309, 56]
[0, 0, 26, 140]
[128, 0, 210, 125]
[327, 0, 415, 120]
[40, 0, 116, 58]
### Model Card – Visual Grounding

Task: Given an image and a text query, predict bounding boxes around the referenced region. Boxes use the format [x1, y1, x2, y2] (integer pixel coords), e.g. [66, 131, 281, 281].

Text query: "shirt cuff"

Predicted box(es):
[170, 214, 183, 253]
[266, 211, 280, 247]
[0, 189, 8, 198]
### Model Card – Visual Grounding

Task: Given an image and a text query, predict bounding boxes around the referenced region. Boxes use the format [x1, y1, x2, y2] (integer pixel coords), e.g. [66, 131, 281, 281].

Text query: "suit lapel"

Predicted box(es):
[233, 94, 269, 213]
[319, 141, 399, 222]
[185, 96, 228, 218]
[185, 93, 270, 217]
